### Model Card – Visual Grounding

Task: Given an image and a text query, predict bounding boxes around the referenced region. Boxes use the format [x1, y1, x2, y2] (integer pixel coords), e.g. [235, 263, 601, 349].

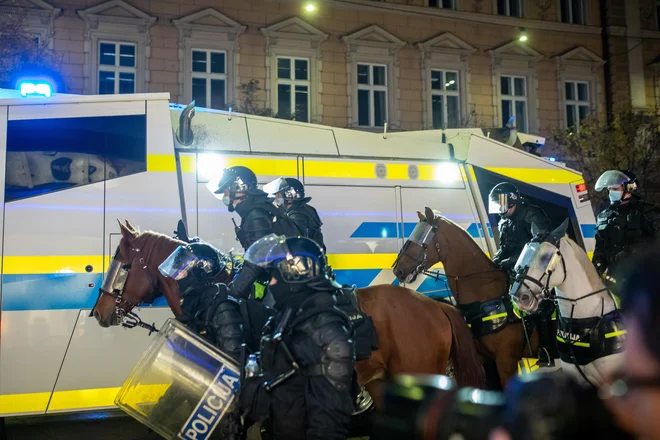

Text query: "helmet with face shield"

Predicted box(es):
[263, 177, 305, 207]
[206, 166, 258, 211]
[158, 242, 227, 296]
[488, 182, 521, 215]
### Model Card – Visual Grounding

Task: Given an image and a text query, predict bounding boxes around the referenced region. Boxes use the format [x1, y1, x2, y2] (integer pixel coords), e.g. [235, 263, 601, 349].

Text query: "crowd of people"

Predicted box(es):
[154, 165, 660, 439]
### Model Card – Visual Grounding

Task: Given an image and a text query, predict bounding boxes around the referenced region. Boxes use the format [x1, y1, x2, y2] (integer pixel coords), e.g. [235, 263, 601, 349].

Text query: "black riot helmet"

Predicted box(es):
[244, 234, 327, 302]
[264, 177, 305, 201]
[489, 182, 521, 215]
[158, 242, 227, 296]
[207, 166, 258, 211]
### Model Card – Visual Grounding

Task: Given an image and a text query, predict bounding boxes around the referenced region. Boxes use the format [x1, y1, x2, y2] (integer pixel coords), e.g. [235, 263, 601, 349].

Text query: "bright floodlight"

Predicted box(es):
[197, 153, 225, 183]
[305, 3, 316, 11]
[434, 162, 461, 183]
[19, 81, 53, 97]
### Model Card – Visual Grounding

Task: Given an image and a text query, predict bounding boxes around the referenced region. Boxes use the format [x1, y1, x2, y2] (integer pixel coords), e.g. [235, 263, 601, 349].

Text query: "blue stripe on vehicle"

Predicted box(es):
[351, 222, 487, 239]
[581, 224, 596, 239]
[333, 269, 382, 289]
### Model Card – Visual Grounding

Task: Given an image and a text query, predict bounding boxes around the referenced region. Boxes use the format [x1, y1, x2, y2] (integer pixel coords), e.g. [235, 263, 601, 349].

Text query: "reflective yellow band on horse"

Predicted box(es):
[605, 330, 627, 339]
[482, 312, 508, 322]
[556, 336, 590, 347]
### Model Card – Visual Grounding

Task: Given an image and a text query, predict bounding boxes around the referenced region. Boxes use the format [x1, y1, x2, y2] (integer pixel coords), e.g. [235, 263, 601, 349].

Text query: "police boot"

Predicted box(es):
[536, 300, 558, 367]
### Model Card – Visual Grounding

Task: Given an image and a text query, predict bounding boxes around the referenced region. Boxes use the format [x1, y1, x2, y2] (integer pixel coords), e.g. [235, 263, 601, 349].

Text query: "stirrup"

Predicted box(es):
[536, 347, 555, 368]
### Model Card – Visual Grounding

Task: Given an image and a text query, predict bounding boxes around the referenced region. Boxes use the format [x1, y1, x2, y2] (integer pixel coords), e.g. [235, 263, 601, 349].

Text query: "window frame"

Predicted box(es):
[97, 40, 137, 95]
[564, 80, 591, 129]
[274, 56, 312, 122]
[426, 0, 456, 9]
[189, 49, 228, 110]
[356, 63, 389, 128]
[499, 74, 529, 132]
[560, 0, 587, 25]
[496, 0, 523, 17]
[430, 69, 462, 129]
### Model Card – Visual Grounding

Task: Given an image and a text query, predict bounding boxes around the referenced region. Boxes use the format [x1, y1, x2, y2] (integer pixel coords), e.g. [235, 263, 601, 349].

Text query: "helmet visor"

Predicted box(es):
[244, 234, 289, 268]
[263, 177, 288, 198]
[158, 245, 197, 280]
[276, 253, 323, 283]
[594, 170, 630, 192]
[488, 194, 509, 214]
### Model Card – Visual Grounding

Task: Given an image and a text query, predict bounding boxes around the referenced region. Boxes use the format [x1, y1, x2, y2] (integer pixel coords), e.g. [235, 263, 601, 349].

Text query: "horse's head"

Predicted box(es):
[510, 219, 570, 313]
[393, 207, 446, 284]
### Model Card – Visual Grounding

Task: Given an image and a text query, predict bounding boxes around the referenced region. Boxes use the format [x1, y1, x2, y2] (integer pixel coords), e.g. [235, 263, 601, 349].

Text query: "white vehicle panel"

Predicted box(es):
[8, 101, 145, 121]
[246, 117, 338, 156]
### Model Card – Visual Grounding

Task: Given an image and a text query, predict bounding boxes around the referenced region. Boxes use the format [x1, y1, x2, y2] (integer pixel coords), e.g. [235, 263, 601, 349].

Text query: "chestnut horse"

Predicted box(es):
[393, 208, 542, 387]
[92, 220, 484, 406]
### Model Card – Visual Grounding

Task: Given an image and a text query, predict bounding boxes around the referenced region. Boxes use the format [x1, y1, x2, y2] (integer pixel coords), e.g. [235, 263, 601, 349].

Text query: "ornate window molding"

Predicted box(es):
[554, 46, 604, 129]
[341, 25, 406, 129]
[78, 0, 156, 95]
[172, 8, 245, 109]
[488, 40, 543, 132]
[0, 0, 61, 49]
[418, 33, 475, 129]
[260, 17, 328, 124]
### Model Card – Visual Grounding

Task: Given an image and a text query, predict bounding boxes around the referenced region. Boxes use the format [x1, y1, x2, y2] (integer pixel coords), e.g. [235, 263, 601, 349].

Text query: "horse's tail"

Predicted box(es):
[444, 305, 485, 388]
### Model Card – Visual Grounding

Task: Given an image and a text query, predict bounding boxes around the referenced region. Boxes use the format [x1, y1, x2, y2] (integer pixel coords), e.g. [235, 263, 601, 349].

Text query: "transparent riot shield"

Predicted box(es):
[115, 318, 241, 440]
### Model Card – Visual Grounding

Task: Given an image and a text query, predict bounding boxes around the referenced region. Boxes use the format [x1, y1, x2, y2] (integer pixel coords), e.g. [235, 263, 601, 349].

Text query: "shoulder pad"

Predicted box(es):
[299, 312, 351, 346]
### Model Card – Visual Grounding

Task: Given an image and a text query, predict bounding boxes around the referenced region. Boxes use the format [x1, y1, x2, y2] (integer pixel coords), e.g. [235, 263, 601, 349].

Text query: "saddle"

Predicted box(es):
[335, 286, 379, 361]
[457, 296, 521, 338]
[556, 309, 626, 366]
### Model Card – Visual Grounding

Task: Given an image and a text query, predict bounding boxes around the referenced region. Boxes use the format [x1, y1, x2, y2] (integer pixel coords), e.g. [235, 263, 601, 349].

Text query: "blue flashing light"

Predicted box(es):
[548, 157, 557, 162]
[18, 81, 53, 98]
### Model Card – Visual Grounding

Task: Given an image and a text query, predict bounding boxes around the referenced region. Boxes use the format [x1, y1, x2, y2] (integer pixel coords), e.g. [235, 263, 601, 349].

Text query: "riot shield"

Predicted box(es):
[115, 318, 241, 440]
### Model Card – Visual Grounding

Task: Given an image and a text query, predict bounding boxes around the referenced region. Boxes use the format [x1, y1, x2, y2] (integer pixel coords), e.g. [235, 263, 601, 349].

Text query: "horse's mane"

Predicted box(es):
[435, 215, 496, 268]
[561, 236, 605, 289]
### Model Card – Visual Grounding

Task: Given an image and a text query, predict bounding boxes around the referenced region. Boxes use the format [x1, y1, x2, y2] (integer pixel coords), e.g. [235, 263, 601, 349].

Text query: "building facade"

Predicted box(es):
[3, 0, 658, 137]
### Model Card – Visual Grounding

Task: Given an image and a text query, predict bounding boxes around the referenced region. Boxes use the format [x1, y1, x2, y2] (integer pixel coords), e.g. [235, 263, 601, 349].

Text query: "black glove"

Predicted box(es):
[239, 375, 271, 423]
[230, 260, 267, 300]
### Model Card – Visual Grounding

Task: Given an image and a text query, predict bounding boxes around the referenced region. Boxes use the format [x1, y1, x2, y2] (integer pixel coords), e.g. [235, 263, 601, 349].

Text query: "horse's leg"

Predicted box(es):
[489, 325, 525, 387]
[364, 378, 387, 409]
[355, 354, 388, 408]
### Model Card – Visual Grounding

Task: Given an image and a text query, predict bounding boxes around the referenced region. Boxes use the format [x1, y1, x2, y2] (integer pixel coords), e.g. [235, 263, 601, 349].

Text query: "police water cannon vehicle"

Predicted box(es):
[0, 88, 596, 417]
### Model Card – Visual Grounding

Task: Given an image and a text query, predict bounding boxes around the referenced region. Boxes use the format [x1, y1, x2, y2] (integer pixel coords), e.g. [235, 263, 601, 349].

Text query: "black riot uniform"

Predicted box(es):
[208, 166, 301, 300]
[489, 182, 556, 363]
[592, 170, 660, 288]
[264, 177, 326, 251]
[239, 235, 355, 440]
[489, 182, 552, 276]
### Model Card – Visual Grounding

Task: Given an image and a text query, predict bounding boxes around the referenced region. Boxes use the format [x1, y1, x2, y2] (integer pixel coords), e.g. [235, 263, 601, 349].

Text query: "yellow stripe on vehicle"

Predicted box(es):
[605, 330, 627, 339]
[0, 391, 51, 415]
[482, 312, 508, 322]
[485, 167, 582, 184]
[3, 254, 441, 274]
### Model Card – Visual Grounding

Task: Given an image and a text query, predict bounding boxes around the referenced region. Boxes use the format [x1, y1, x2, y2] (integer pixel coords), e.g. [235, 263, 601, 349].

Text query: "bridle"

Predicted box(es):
[94, 244, 159, 334]
[512, 244, 567, 305]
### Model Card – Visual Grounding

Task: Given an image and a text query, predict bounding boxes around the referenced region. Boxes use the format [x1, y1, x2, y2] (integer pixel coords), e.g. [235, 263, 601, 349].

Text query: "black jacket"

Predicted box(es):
[493, 201, 551, 271]
[593, 195, 660, 277]
[287, 198, 326, 251]
[234, 190, 300, 250]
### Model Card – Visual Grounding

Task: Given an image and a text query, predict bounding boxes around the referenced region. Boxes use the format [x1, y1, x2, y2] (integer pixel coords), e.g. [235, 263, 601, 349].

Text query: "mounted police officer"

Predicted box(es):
[208, 166, 301, 301]
[593, 170, 660, 291]
[264, 177, 326, 251]
[239, 235, 355, 440]
[489, 182, 556, 364]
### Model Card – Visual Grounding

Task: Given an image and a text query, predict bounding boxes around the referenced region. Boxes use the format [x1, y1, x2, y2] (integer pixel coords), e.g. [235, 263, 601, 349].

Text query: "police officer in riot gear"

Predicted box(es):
[264, 177, 326, 251]
[489, 182, 556, 364]
[208, 166, 301, 300]
[239, 235, 355, 440]
[593, 170, 660, 290]
[158, 241, 246, 360]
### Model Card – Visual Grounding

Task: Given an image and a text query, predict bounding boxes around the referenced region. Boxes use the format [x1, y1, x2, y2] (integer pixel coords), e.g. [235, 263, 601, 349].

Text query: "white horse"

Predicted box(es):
[509, 219, 626, 387]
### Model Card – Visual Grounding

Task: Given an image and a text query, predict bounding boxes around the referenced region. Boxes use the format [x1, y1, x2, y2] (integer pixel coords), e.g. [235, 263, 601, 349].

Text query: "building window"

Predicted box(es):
[98, 41, 136, 95]
[565, 81, 590, 129]
[275, 57, 310, 122]
[5, 115, 147, 202]
[657, 0, 660, 30]
[357, 63, 388, 128]
[428, 0, 455, 8]
[561, 0, 586, 24]
[190, 49, 227, 110]
[430, 70, 461, 129]
[500, 75, 528, 133]
[498, 0, 522, 17]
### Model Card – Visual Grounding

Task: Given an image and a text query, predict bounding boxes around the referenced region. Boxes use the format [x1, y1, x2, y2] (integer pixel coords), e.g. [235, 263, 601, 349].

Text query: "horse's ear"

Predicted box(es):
[550, 219, 570, 242]
[424, 207, 436, 225]
[125, 219, 137, 233]
[531, 222, 540, 238]
[118, 219, 137, 242]
[417, 210, 425, 221]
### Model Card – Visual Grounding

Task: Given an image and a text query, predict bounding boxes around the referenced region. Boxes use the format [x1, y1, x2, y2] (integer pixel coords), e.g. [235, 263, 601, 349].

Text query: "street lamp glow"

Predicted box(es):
[305, 3, 316, 12]
[519, 34, 528, 42]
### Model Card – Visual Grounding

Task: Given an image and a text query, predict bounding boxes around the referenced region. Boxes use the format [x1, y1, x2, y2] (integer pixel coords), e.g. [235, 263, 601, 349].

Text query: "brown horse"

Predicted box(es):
[392, 207, 541, 387]
[92, 220, 484, 406]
